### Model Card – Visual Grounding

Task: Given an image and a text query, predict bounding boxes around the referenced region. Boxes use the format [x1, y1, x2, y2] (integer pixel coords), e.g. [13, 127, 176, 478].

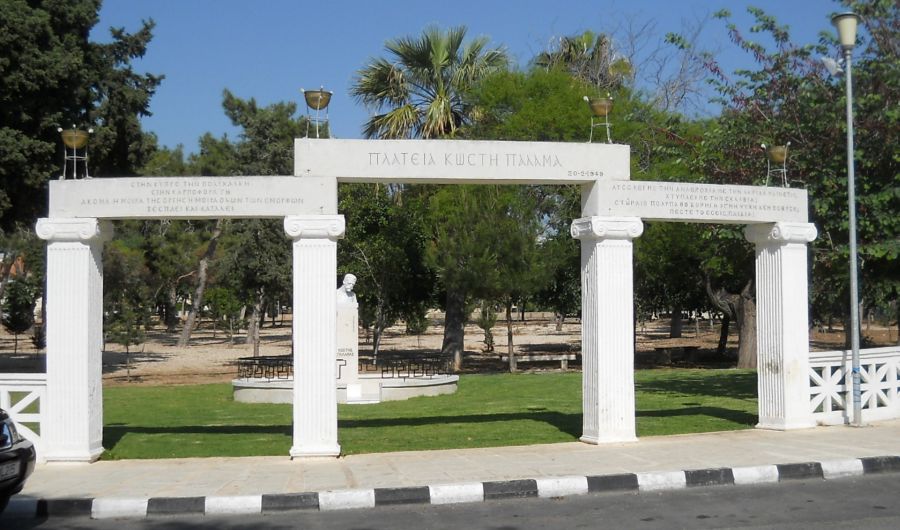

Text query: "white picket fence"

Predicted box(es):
[810, 346, 900, 425]
[0, 373, 47, 461]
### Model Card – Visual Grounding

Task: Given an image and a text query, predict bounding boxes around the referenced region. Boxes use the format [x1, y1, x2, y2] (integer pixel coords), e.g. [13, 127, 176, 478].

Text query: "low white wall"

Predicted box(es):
[810, 346, 900, 425]
[0, 373, 47, 461]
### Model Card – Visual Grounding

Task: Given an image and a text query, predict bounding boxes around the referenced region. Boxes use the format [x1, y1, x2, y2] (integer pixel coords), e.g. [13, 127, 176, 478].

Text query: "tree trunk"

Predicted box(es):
[670, 303, 683, 338]
[442, 289, 466, 371]
[246, 290, 265, 356]
[372, 298, 387, 359]
[506, 299, 516, 373]
[717, 314, 731, 357]
[177, 219, 223, 348]
[736, 285, 757, 369]
[164, 285, 178, 332]
[706, 276, 757, 368]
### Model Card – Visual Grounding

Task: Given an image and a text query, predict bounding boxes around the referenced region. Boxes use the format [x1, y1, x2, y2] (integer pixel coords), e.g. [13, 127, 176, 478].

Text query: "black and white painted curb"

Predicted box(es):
[4, 455, 899, 520]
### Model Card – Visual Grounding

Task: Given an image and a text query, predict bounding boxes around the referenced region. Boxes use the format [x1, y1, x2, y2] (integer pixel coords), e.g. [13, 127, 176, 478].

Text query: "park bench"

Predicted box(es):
[652, 345, 700, 364]
[500, 353, 579, 370]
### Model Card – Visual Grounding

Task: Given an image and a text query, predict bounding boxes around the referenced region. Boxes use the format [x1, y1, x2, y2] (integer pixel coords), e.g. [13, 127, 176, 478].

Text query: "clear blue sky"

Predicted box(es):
[94, 0, 845, 154]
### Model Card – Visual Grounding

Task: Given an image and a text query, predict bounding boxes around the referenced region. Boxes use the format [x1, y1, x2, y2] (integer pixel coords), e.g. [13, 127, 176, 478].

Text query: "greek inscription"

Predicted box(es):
[601, 181, 806, 222]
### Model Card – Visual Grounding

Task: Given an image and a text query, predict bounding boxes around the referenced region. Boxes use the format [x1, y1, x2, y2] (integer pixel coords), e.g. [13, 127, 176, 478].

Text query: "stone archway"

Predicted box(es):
[37, 137, 817, 462]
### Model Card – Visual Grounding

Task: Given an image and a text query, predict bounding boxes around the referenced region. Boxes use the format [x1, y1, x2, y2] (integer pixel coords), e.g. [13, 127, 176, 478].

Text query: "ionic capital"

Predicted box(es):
[570, 217, 644, 241]
[36, 218, 112, 243]
[744, 222, 817, 245]
[284, 215, 345, 240]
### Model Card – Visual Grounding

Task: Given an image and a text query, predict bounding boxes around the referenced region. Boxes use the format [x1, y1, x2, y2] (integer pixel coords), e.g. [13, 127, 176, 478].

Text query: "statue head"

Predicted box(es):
[341, 273, 357, 293]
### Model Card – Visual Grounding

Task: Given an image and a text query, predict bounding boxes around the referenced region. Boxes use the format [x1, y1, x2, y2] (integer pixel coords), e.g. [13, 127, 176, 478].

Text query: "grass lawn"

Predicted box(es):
[102, 369, 757, 460]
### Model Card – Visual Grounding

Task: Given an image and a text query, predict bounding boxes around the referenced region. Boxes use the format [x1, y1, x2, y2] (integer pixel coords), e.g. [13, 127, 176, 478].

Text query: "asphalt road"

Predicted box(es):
[6, 473, 900, 529]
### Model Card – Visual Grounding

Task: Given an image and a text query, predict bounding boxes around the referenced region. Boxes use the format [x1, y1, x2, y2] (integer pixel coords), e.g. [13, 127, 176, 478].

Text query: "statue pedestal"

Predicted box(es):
[336, 305, 362, 401]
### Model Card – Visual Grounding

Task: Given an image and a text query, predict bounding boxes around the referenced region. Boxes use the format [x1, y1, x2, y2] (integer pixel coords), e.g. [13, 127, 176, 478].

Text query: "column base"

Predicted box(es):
[290, 444, 341, 459]
[44, 447, 104, 464]
[756, 418, 817, 431]
[580, 433, 638, 445]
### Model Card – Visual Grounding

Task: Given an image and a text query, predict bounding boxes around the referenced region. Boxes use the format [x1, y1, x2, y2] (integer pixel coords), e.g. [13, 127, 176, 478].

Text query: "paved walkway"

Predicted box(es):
[18, 420, 900, 500]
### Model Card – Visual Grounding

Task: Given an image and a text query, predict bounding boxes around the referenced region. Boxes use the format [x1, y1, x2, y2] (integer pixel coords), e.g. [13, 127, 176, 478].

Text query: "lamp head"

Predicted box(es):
[302, 86, 332, 110]
[831, 12, 860, 51]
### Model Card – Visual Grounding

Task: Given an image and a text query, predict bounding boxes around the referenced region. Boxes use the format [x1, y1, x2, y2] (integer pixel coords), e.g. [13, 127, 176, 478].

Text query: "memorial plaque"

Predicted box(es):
[295, 138, 630, 184]
[592, 180, 808, 224]
[49, 176, 337, 219]
[336, 305, 359, 388]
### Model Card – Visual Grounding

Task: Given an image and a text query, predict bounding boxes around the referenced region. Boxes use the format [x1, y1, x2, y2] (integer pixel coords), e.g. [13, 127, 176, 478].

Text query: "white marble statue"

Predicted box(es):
[336, 273, 358, 306]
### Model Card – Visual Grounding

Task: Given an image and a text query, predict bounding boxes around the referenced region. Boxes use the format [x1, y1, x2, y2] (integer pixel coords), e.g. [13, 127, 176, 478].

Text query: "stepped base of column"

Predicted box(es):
[290, 444, 341, 459]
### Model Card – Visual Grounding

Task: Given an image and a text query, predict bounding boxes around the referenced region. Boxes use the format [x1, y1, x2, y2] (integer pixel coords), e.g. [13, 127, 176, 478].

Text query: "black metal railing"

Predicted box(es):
[236, 352, 453, 380]
[358, 353, 453, 379]
[236, 355, 293, 380]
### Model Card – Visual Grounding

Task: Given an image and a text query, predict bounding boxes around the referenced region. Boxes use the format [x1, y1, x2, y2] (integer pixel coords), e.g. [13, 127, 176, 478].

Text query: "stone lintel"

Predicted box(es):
[296, 138, 631, 184]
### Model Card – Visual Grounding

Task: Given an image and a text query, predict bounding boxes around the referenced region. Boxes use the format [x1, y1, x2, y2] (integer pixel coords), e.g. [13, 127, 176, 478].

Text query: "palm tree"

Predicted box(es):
[534, 31, 633, 91]
[351, 26, 508, 139]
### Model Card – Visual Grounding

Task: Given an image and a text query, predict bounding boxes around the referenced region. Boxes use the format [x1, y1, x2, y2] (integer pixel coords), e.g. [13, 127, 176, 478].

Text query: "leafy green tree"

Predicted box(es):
[474, 300, 498, 352]
[350, 26, 508, 368]
[0, 226, 46, 347]
[338, 183, 434, 357]
[680, 3, 898, 350]
[351, 26, 508, 139]
[205, 286, 242, 343]
[134, 148, 203, 332]
[105, 297, 147, 383]
[423, 184, 542, 370]
[104, 240, 152, 383]
[465, 66, 707, 348]
[218, 218, 291, 355]
[634, 222, 708, 339]
[178, 90, 309, 349]
[140, 145, 190, 176]
[425, 185, 502, 369]
[464, 69, 589, 334]
[2, 278, 35, 354]
[0, 0, 162, 230]
[481, 187, 542, 370]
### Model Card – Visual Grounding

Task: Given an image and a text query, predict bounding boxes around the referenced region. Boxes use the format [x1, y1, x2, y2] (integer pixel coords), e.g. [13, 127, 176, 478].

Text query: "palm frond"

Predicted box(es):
[362, 104, 421, 139]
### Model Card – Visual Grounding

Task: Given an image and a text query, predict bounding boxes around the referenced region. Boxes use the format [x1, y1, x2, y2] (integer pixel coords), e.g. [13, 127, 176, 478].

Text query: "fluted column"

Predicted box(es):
[745, 222, 817, 430]
[36, 218, 112, 462]
[284, 215, 345, 457]
[571, 217, 643, 443]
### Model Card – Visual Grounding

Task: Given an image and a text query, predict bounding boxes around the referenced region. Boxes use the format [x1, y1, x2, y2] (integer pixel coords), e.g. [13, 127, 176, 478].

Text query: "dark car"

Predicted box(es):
[0, 409, 36, 512]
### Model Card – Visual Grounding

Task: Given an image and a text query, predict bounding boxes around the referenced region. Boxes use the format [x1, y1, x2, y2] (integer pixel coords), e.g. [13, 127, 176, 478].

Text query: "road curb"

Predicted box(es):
[5, 455, 898, 520]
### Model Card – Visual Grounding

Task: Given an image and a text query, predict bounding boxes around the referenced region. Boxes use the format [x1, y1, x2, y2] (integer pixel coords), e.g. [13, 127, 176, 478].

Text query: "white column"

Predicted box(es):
[571, 216, 643, 443]
[284, 215, 345, 457]
[744, 222, 817, 430]
[36, 217, 111, 462]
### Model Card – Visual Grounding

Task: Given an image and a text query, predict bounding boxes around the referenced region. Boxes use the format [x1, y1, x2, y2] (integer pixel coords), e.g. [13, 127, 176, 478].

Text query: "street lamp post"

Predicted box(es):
[832, 12, 863, 427]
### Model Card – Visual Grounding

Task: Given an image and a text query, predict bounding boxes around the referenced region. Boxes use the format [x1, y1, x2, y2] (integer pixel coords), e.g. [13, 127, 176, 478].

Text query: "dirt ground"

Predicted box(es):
[1, 313, 897, 387]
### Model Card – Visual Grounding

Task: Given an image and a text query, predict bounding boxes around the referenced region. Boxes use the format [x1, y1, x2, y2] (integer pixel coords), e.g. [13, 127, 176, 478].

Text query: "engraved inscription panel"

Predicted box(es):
[49, 176, 337, 219]
[595, 181, 808, 224]
[295, 138, 630, 183]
